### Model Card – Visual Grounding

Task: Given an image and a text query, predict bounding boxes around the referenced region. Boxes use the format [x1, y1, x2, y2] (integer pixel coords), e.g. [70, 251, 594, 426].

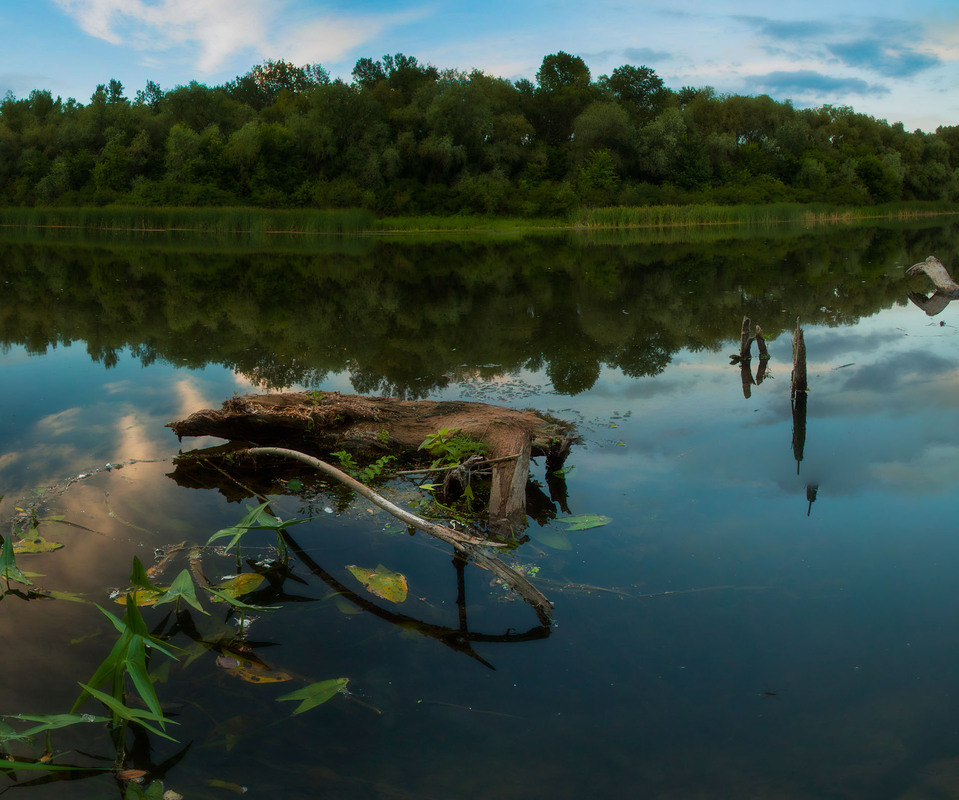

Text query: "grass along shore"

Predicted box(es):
[0, 202, 955, 236]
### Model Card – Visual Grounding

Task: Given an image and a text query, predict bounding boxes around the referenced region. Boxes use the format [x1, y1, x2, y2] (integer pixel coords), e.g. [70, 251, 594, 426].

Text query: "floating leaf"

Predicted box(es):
[529, 529, 572, 551]
[210, 573, 265, 599]
[44, 590, 87, 603]
[204, 780, 248, 794]
[114, 589, 164, 607]
[13, 536, 64, 554]
[286, 478, 303, 492]
[346, 564, 408, 603]
[558, 514, 612, 531]
[215, 655, 292, 684]
[277, 678, 349, 715]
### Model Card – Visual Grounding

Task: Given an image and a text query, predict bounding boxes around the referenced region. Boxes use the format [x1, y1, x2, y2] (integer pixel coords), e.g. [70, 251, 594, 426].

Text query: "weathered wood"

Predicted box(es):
[791, 318, 807, 400]
[241, 446, 553, 622]
[740, 316, 753, 361]
[755, 325, 769, 360]
[906, 256, 959, 297]
[168, 392, 575, 539]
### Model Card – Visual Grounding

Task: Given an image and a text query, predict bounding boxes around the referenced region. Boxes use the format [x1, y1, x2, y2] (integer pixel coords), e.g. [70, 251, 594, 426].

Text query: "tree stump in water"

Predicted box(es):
[168, 392, 575, 537]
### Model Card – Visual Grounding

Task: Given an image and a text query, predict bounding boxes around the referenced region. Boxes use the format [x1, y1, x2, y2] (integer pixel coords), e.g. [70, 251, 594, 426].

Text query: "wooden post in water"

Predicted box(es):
[791, 317, 808, 473]
[791, 317, 807, 400]
[740, 316, 759, 361]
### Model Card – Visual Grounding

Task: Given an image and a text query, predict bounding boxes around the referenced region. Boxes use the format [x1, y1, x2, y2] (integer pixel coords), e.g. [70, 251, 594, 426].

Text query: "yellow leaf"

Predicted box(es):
[115, 588, 164, 606]
[346, 564, 408, 603]
[210, 573, 265, 600]
[215, 654, 292, 684]
[13, 536, 64, 554]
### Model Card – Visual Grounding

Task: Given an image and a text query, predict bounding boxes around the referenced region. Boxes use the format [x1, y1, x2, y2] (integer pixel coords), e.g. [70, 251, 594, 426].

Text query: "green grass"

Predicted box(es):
[574, 201, 958, 229]
[0, 206, 376, 234]
[1, 202, 955, 239]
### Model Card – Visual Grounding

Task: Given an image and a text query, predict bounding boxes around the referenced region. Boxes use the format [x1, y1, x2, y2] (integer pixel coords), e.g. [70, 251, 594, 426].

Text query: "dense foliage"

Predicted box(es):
[1, 53, 958, 215]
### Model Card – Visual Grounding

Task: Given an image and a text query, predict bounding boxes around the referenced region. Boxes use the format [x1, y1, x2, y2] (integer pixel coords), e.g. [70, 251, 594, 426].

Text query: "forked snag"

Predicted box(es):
[243, 446, 554, 623]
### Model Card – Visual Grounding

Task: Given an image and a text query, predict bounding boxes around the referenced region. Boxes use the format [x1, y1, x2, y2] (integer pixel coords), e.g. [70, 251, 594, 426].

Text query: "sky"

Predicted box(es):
[1, 0, 958, 132]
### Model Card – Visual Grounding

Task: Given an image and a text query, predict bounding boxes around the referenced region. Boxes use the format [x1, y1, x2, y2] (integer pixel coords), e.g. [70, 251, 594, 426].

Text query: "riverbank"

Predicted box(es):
[0, 201, 955, 236]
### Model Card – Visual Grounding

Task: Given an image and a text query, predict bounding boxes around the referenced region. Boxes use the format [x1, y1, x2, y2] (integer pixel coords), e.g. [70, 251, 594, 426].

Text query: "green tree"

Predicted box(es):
[599, 65, 666, 122]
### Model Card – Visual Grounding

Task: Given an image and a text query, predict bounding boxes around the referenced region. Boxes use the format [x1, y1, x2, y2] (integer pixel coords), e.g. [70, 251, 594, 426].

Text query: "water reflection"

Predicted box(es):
[1, 221, 956, 398]
[4, 222, 959, 798]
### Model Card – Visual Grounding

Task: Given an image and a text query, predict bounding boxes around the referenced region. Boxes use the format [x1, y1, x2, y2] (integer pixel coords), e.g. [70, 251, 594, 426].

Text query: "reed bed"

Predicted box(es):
[0, 206, 376, 235]
[576, 202, 957, 229]
[0, 202, 954, 238]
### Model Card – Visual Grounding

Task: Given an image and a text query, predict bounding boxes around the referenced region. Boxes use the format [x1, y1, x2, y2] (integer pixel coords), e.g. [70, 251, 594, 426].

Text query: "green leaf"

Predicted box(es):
[0, 713, 110, 743]
[204, 587, 280, 611]
[210, 572, 265, 598]
[558, 514, 612, 531]
[0, 536, 32, 587]
[0, 758, 109, 773]
[76, 683, 178, 741]
[129, 557, 160, 592]
[277, 678, 349, 715]
[153, 569, 208, 615]
[207, 502, 309, 552]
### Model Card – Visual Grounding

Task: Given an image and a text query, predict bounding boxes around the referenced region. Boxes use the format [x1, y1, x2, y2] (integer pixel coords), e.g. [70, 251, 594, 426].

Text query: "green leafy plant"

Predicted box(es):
[277, 678, 349, 715]
[71, 593, 180, 744]
[332, 451, 396, 483]
[0, 535, 32, 595]
[418, 428, 486, 468]
[207, 500, 307, 566]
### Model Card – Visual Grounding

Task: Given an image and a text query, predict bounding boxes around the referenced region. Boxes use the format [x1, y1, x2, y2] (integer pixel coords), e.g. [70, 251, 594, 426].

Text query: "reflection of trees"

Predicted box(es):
[0, 222, 955, 396]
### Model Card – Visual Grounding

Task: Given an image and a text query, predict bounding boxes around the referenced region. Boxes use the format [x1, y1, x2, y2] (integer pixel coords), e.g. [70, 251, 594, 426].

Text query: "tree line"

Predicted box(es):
[1, 52, 957, 216]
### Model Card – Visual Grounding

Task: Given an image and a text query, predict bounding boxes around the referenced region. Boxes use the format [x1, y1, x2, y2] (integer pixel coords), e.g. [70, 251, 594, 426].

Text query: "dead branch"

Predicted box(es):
[242, 446, 554, 622]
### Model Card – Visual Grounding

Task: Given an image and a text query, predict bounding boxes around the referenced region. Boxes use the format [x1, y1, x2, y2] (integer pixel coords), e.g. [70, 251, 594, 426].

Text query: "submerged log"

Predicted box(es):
[168, 392, 575, 537]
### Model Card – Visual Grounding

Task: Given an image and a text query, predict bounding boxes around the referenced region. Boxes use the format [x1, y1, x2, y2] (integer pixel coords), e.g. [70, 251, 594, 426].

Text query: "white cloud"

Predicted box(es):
[280, 9, 427, 66]
[52, 0, 427, 73]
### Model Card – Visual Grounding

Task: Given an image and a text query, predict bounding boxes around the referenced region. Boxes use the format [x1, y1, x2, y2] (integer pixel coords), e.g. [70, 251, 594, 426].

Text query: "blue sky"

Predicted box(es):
[2, 0, 957, 132]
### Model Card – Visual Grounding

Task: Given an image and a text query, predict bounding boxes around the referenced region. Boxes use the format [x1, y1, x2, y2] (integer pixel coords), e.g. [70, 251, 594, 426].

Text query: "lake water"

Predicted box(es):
[2, 219, 959, 798]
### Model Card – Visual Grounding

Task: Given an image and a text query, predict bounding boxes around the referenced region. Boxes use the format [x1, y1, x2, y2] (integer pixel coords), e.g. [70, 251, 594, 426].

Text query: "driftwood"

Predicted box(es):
[906, 256, 959, 316]
[168, 392, 575, 538]
[245, 447, 554, 623]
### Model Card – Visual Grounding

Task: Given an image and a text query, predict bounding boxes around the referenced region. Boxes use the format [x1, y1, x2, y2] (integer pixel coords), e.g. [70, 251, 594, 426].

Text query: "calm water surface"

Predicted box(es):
[2, 221, 959, 798]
